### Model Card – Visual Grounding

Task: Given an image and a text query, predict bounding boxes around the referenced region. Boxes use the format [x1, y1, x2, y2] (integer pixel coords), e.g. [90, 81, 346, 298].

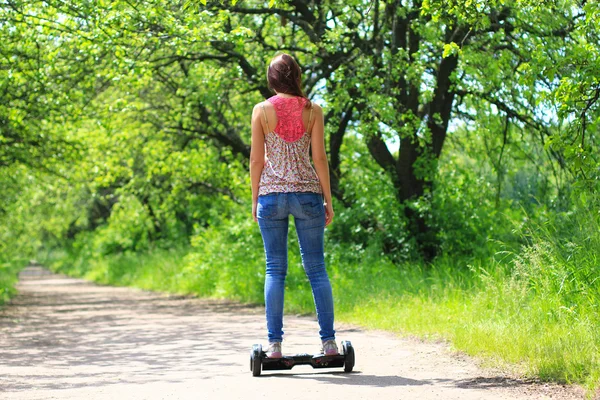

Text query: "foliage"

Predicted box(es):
[4, 1, 598, 257]
[1, 1, 599, 393]
[0, 166, 43, 304]
[42, 192, 600, 393]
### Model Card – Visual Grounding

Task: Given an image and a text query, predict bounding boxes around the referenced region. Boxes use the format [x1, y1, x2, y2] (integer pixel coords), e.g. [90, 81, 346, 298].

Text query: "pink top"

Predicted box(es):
[258, 95, 322, 196]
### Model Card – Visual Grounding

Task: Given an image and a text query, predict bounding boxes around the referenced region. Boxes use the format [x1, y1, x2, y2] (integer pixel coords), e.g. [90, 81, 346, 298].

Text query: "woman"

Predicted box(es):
[250, 53, 337, 358]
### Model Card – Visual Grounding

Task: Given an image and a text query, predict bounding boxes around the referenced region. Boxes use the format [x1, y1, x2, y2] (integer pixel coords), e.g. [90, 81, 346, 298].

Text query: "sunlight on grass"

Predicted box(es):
[42, 207, 600, 395]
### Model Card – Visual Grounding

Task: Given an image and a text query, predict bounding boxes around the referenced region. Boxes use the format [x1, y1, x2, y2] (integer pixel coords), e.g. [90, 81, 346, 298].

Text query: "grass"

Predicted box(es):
[42, 208, 600, 396]
[0, 254, 30, 306]
[0, 261, 21, 305]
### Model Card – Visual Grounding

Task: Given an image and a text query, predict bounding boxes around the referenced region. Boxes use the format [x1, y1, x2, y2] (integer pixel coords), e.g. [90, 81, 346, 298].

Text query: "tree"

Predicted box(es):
[201, 0, 592, 258]
[3, 0, 596, 259]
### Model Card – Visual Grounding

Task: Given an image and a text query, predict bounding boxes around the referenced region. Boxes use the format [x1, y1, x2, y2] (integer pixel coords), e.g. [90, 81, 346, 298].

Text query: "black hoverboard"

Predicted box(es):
[249, 340, 355, 376]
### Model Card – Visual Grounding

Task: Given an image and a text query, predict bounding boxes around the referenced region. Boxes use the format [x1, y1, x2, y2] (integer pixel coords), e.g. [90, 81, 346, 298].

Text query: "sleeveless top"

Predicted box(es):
[258, 95, 323, 196]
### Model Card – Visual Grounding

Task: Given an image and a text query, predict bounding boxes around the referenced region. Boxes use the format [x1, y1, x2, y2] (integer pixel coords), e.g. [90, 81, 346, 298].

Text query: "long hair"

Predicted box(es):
[267, 53, 311, 109]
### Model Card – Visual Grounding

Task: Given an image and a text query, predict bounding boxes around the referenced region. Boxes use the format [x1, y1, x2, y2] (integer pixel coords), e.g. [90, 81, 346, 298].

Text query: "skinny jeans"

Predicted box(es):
[257, 192, 335, 343]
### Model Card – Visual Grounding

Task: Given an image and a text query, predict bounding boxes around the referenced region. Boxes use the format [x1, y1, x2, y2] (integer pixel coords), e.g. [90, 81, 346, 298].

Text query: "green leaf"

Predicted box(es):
[442, 42, 460, 58]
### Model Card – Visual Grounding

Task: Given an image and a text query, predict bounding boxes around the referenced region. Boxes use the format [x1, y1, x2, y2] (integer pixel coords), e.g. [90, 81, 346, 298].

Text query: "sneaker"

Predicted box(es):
[321, 340, 339, 356]
[267, 342, 282, 358]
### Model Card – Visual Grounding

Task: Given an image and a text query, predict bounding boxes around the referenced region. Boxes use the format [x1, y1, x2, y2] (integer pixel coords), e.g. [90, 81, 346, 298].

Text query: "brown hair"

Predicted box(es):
[267, 53, 311, 108]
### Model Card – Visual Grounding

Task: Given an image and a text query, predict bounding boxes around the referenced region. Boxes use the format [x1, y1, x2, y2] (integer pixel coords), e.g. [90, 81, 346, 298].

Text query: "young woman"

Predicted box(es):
[250, 53, 337, 358]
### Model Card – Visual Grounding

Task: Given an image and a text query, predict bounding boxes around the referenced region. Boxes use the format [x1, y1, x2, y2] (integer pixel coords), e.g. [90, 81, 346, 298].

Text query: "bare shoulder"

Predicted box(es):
[310, 102, 323, 117]
[252, 101, 268, 119]
[253, 101, 265, 112]
[255, 100, 275, 114]
[255, 100, 274, 109]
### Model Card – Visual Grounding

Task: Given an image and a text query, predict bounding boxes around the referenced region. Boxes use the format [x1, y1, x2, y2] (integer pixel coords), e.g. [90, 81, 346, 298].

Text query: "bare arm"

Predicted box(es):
[310, 104, 334, 226]
[250, 103, 266, 221]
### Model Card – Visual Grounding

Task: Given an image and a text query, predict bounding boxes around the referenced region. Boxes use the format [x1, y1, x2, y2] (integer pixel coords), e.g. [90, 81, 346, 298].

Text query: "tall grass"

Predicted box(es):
[0, 258, 24, 305]
[43, 202, 600, 394]
[0, 235, 32, 306]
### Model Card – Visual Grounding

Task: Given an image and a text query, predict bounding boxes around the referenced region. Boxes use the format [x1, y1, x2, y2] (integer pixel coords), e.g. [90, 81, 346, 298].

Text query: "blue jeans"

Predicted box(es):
[257, 192, 335, 343]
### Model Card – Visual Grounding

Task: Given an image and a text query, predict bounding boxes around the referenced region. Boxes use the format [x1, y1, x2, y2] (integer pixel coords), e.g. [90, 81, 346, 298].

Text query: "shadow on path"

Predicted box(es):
[0, 266, 585, 400]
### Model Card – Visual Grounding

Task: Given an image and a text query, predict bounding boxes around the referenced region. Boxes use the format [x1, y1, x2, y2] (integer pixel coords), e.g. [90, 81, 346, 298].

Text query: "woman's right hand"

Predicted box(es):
[324, 202, 334, 226]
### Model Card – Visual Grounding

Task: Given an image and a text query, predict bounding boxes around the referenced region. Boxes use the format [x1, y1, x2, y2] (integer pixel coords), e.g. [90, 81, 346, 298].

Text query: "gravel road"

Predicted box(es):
[0, 266, 585, 400]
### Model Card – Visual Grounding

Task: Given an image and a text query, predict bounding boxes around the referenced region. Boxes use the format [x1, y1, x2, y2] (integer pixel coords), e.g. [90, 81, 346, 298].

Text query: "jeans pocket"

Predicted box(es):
[296, 193, 324, 218]
[257, 194, 279, 219]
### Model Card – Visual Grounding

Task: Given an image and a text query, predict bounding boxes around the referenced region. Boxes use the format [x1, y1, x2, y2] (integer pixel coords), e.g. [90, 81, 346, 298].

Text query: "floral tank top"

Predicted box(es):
[258, 95, 322, 196]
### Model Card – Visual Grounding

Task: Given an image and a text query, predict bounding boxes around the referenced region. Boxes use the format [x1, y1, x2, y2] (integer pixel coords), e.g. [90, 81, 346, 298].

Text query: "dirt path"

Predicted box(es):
[0, 266, 585, 400]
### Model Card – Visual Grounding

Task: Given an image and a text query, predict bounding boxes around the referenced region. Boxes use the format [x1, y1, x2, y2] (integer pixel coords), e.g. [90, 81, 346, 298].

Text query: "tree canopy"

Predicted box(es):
[1, 0, 598, 259]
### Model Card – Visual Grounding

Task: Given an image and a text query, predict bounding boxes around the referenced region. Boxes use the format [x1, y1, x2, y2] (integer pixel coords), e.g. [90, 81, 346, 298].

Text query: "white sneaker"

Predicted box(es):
[321, 340, 339, 356]
[267, 342, 282, 358]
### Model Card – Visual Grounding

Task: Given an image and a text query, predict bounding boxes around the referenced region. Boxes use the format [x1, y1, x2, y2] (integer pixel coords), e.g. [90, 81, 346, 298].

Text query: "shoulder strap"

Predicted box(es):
[307, 102, 314, 134]
[260, 103, 270, 133]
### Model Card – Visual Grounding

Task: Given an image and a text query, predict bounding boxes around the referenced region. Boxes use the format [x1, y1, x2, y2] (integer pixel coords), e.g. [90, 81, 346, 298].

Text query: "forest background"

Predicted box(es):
[1, 0, 599, 394]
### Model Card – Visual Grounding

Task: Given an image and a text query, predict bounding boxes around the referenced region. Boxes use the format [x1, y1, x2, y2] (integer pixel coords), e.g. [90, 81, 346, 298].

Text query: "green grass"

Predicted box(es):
[0, 256, 29, 306]
[42, 210, 600, 396]
[0, 262, 20, 305]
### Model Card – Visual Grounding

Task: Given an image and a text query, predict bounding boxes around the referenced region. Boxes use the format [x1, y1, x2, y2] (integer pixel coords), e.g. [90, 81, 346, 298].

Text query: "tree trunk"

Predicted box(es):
[327, 105, 353, 206]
